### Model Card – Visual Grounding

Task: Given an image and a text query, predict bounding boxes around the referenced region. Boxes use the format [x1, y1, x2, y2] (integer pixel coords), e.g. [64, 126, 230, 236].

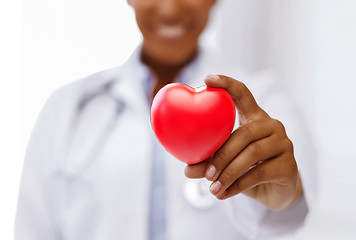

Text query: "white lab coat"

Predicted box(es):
[15, 46, 316, 240]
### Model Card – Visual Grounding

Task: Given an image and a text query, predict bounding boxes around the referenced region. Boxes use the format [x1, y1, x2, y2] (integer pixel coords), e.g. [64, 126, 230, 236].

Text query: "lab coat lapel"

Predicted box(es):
[108, 63, 152, 239]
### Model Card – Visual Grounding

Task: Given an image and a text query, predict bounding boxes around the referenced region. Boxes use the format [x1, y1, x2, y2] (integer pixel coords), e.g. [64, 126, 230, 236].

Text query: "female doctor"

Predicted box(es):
[16, 0, 316, 239]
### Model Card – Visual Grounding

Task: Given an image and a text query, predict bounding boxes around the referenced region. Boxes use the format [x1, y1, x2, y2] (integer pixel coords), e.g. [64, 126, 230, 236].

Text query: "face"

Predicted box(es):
[128, 0, 216, 66]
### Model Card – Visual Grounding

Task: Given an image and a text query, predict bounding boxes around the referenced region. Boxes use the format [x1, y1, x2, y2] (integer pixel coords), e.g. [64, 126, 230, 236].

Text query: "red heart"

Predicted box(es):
[150, 83, 236, 164]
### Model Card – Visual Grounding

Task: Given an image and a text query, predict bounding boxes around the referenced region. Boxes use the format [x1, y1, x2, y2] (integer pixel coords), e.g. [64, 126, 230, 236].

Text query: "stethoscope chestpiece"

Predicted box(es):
[183, 178, 216, 210]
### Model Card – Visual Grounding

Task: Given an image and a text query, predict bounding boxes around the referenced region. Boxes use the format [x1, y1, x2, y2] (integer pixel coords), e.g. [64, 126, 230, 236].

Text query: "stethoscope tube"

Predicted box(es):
[61, 80, 125, 177]
[60, 79, 214, 209]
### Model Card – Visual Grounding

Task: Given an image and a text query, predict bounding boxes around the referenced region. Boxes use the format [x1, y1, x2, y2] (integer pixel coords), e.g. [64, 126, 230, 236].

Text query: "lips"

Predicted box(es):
[155, 24, 188, 40]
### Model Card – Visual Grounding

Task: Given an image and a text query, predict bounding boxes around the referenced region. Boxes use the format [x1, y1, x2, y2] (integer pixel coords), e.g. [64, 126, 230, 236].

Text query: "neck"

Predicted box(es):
[141, 48, 198, 98]
[141, 49, 197, 82]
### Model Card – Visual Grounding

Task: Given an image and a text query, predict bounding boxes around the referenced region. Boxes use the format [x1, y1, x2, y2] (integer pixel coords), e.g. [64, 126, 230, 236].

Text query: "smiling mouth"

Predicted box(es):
[155, 24, 187, 40]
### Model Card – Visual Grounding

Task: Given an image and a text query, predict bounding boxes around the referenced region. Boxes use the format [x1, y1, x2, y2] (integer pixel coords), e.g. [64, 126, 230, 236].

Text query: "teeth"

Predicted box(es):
[156, 25, 186, 39]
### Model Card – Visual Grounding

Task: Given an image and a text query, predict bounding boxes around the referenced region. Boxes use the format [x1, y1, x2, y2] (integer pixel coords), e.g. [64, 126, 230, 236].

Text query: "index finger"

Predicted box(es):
[205, 75, 266, 121]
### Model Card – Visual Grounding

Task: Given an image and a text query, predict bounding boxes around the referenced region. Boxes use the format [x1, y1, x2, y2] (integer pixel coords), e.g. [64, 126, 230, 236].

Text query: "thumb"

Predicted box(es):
[205, 74, 266, 121]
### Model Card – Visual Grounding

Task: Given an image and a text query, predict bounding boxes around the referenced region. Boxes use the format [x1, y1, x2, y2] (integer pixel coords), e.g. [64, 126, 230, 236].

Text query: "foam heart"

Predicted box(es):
[150, 83, 236, 164]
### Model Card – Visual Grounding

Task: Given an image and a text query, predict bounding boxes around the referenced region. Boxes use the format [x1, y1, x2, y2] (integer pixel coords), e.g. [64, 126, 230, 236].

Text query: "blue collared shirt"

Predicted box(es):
[133, 48, 201, 240]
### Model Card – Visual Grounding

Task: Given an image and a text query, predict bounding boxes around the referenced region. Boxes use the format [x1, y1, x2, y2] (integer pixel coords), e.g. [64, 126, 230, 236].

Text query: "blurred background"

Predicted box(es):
[1, 0, 355, 239]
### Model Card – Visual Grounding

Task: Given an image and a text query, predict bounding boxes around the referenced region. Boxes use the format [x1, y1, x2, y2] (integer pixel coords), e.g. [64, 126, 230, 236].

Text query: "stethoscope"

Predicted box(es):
[183, 178, 217, 209]
[64, 78, 216, 209]
[77, 80, 125, 115]
[63, 79, 126, 176]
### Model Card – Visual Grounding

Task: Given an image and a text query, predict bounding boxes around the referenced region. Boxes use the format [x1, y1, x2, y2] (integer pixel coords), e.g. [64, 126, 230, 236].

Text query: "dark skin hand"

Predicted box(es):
[185, 75, 302, 210]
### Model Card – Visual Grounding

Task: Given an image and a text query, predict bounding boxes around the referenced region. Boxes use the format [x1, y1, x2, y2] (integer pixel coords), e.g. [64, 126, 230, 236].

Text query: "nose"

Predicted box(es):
[157, 0, 183, 23]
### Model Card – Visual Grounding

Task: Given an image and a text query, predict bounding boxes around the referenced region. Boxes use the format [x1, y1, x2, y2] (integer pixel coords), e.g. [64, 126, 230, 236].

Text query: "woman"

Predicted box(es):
[15, 0, 315, 239]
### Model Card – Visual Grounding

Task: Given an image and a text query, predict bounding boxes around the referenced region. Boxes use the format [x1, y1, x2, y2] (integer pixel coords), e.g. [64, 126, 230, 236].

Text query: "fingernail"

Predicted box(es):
[210, 181, 222, 195]
[205, 164, 217, 180]
[206, 74, 220, 81]
[218, 191, 227, 199]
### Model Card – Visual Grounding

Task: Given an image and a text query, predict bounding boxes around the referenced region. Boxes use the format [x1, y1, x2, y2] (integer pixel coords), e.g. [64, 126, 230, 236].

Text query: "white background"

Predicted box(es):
[1, 0, 356, 239]
[0, 0, 21, 239]
[218, 2, 356, 239]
